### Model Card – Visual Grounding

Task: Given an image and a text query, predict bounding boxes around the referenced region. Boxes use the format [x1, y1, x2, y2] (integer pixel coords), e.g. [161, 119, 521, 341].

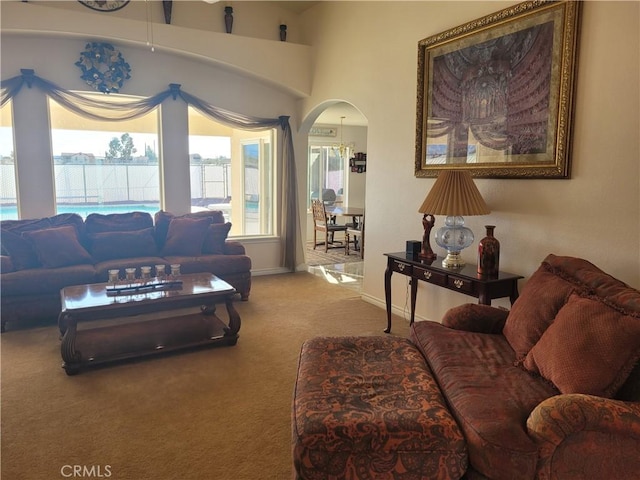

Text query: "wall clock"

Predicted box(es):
[78, 1, 130, 12]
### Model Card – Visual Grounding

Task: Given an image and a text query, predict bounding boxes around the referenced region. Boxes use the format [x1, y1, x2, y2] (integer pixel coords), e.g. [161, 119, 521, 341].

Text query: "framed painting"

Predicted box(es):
[415, 1, 581, 178]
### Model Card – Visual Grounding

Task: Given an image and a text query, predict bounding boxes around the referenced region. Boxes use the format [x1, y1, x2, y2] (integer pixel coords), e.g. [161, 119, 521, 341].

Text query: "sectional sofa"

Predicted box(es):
[0, 210, 251, 332]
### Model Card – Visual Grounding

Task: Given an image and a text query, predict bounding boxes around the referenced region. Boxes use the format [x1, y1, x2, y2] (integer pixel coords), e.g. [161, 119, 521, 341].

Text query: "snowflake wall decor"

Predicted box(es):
[75, 42, 131, 94]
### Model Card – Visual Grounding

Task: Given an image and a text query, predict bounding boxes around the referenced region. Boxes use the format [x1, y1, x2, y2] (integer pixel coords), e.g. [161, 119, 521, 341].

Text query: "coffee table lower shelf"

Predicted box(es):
[61, 311, 238, 375]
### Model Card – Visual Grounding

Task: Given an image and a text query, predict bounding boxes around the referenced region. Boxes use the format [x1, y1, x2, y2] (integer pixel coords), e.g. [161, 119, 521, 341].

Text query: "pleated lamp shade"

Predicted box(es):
[418, 170, 490, 268]
[418, 170, 490, 216]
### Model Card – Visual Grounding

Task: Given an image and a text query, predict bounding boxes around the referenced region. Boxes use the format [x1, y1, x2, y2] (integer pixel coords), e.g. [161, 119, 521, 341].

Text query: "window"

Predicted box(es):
[308, 144, 346, 207]
[48, 95, 160, 218]
[241, 138, 272, 235]
[0, 101, 17, 220]
[188, 107, 274, 236]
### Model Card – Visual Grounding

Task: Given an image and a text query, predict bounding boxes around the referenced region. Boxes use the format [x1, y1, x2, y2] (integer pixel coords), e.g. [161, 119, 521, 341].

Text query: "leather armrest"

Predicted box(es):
[441, 303, 508, 333]
[527, 394, 640, 479]
[223, 241, 246, 255]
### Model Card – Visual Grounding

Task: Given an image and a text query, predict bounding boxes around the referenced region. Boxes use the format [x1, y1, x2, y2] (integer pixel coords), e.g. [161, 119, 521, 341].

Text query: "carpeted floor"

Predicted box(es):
[1, 272, 410, 480]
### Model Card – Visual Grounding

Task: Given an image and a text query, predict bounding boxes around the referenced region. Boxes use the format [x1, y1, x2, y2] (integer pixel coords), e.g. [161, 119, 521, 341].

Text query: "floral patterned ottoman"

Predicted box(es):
[292, 336, 468, 479]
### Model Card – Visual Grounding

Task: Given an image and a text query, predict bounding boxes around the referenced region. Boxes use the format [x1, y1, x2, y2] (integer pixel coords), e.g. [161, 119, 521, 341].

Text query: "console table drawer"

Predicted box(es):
[391, 260, 412, 275]
[447, 276, 476, 295]
[413, 266, 446, 286]
[384, 252, 523, 333]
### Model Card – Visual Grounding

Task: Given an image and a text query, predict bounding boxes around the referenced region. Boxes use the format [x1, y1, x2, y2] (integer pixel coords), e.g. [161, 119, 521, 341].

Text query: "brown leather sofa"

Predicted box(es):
[1, 210, 251, 332]
[292, 254, 640, 479]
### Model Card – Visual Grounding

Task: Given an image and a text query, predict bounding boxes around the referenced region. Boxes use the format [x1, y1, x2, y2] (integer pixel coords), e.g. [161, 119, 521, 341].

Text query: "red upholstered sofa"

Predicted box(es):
[1, 210, 251, 332]
[410, 254, 640, 480]
[292, 254, 640, 480]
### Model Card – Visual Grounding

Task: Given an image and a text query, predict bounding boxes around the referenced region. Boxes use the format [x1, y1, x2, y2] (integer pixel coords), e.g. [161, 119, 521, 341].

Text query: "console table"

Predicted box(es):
[384, 252, 523, 333]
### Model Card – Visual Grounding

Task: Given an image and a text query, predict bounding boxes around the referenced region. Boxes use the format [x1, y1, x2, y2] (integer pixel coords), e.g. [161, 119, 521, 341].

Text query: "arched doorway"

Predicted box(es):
[301, 102, 368, 281]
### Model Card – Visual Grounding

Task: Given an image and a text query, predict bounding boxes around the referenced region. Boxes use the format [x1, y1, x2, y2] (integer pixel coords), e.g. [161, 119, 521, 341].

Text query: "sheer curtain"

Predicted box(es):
[1, 69, 298, 270]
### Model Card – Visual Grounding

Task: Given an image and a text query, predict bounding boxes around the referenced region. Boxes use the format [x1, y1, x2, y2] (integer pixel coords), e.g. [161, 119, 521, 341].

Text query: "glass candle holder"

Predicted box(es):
[108, 269, 120, 284]
[170, 264, 181, 277]
[125, 268, 137, 282]
[155, 264, 166, 278]
[140, 266, 152, 280]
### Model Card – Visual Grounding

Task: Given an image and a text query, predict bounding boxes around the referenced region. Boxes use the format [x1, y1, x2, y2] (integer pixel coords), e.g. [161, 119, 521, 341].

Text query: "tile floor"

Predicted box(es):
[307, 262, 363, 292]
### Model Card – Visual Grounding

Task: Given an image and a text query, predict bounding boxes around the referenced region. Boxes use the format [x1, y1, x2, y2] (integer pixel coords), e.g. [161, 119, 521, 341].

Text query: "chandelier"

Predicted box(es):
[333, 116, 354, 160]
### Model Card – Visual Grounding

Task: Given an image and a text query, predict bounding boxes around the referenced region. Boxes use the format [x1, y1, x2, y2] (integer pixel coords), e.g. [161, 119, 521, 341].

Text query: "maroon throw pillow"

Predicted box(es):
[1, 228, 40, 270]
[1, 213, 84, 270]
[89, 228, 158, 261]
[22, 225, 93, 268]
[202, 222, 232, 255]
[503, 266, 577, 360]
[161, 216, 212, 256]
[522, 293, 640, 398]
[154, 210, 225, 249]
[85, 212, 154, 235]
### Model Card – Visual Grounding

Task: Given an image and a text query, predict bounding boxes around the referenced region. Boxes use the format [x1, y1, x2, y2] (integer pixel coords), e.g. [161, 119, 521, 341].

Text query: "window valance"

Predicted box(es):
[1, 69, 298, 270]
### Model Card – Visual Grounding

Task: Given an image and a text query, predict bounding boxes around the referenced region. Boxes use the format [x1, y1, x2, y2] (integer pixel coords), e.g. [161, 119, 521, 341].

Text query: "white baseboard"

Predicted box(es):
[360, 292, 431, 324]
[251, 267, 291, 276]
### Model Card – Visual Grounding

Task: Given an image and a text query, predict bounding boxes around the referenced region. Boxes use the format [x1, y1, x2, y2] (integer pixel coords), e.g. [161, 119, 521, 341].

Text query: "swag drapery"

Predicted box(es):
[1, 69, 298, 271]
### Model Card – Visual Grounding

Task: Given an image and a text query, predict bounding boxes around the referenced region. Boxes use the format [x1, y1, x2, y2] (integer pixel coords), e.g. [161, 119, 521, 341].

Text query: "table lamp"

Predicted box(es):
[418, 170, 490, 268]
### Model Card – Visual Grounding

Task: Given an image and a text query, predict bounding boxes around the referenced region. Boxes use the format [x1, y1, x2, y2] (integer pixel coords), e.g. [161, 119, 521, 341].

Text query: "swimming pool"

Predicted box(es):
[0, 204, 161, 221]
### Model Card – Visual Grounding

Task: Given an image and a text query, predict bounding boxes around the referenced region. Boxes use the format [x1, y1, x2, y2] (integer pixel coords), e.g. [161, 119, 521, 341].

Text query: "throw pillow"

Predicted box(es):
[202, 222, 232, 255]
[85, 211, 154, 235]
[89, 227, 158, 262]
[22, 225, 93, 269]
[522, 293, 640, 398]
[503, 265, 578, 360]
[161, 216, 212, 256]
[154, 210, 225, 249]
[1, 228, 41, 270]
[441, 303, 509, 334]
[1, 214, 85, 270]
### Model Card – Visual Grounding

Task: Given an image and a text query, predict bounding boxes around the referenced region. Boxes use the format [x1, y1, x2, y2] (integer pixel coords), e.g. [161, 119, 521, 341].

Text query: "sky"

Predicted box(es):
[0, 128, 231, 159]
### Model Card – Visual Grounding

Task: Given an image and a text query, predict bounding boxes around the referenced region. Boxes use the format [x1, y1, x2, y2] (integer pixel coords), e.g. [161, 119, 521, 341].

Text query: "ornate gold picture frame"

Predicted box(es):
[415, 1, 581, 178]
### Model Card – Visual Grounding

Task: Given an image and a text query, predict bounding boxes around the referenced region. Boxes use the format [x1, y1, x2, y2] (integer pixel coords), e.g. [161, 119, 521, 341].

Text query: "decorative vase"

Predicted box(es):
[477, 225, 500, 277]
[162, 0, 172, 24]
[224, 6, 233, 34]
[280, 24, 287, 42]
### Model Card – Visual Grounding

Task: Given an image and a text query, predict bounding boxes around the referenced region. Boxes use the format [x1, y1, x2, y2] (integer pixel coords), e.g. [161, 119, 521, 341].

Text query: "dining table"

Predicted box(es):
[325, 206, 365, 229]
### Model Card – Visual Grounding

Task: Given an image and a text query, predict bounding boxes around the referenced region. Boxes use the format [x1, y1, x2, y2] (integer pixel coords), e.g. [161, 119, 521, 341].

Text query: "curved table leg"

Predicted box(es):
[224, 298, 241, 337]
[60, 320, 81, 375]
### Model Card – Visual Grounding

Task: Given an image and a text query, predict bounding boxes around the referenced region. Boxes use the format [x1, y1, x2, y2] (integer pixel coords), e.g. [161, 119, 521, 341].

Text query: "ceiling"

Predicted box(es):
[315, 103, 368, 127]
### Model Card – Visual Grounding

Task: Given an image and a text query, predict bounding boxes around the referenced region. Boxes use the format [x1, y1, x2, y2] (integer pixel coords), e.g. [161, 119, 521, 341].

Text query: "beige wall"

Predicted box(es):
[2, 1, 639, 321]
[298, 1, 640, 321]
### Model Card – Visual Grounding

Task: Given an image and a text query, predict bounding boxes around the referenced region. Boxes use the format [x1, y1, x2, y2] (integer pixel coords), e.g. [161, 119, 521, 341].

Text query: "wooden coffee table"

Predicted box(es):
[58, 273, 240, 375]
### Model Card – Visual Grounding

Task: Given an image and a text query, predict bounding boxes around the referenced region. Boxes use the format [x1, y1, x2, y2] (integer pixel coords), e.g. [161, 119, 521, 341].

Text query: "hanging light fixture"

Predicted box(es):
[333, 116, 353, 160]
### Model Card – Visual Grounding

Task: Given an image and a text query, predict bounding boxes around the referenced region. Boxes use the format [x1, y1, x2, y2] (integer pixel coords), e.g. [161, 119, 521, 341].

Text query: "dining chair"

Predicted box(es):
[345, 214, 364, 259]
[311, 199, 347, 252]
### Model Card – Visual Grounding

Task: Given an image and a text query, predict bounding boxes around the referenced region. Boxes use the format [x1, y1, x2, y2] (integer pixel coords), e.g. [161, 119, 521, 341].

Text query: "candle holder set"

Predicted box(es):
[105, 264, 183, 296]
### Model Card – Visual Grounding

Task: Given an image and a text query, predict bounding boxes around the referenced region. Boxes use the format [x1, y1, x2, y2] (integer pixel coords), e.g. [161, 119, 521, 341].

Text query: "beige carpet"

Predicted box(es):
[1, 272, 410, 480]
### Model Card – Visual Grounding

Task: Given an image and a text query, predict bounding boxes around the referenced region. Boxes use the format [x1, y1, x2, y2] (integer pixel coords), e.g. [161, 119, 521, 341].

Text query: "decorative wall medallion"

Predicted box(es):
[78, 1, 130, 12]
[75, 42, 131, 94]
